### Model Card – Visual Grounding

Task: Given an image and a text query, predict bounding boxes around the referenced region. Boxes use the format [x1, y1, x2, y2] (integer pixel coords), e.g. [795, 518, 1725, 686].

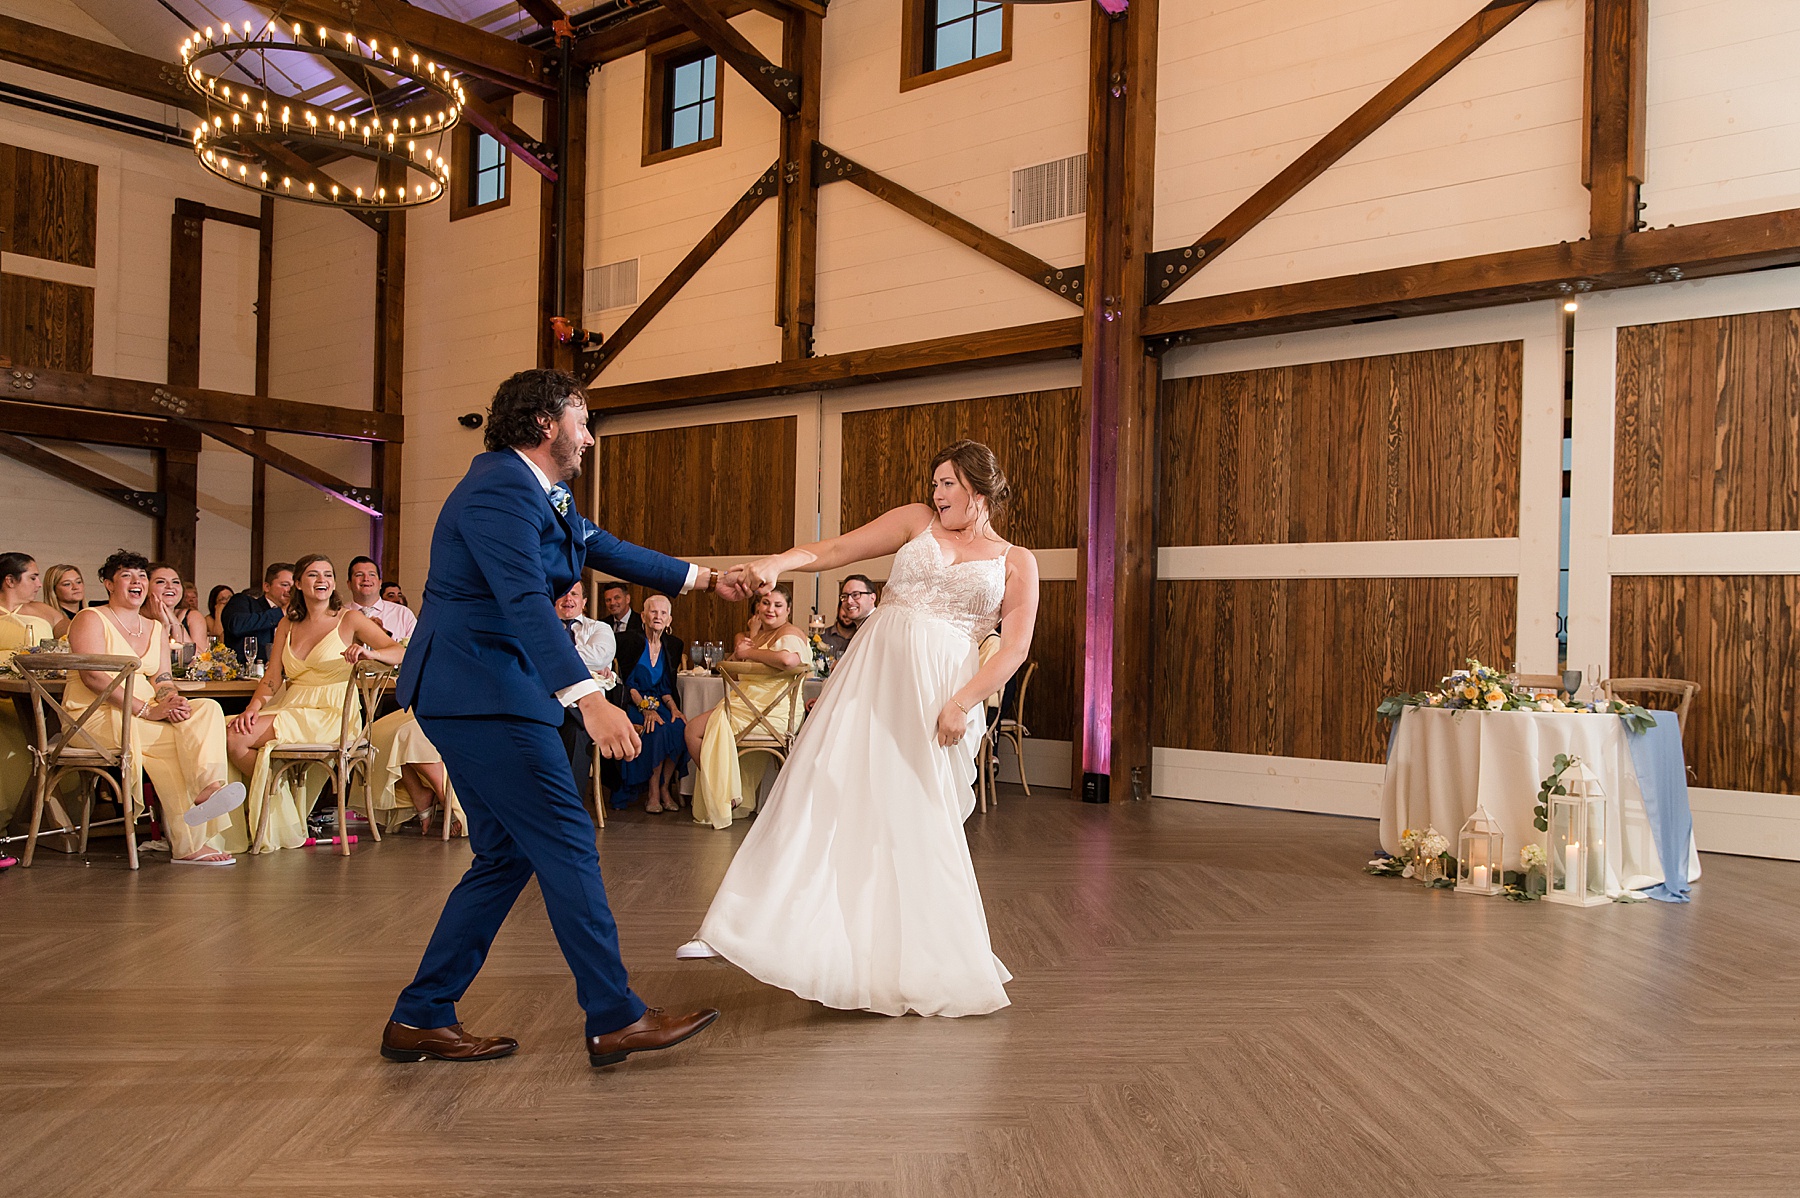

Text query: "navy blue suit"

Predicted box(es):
[391, 450, 690, 1038]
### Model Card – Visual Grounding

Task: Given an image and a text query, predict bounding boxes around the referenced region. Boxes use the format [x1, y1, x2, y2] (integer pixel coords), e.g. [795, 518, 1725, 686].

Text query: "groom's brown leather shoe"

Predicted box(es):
[587, 1006, 720, 1067]
[380, 1020, 518, 1062]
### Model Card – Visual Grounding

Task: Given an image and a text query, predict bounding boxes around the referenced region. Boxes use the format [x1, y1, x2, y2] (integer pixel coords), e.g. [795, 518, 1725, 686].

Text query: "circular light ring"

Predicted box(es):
[182, 35, 466, 135]
[195, 130, 450, 210]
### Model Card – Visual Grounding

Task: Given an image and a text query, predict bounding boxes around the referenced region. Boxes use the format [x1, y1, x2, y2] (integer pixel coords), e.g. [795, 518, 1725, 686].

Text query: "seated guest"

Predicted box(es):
[64, 549, 246, 866]
[818, 574, 878, 658]
[204, 585, 234, 641]
[553, 580, 615, 806]
[225, 554, 404, 852]
[614, 594, 688, 814]
[1, 553, 63, 659]
[685, 584, 812, 829]
[380, 581, 409, 607]
[41, 563, 84, 636]
[368, 708, 464, 837]
[599, 580, 642, 636]
[222, 561, 294, 665]
[149, 563, 208, 664]
[346, 555, 417, 640]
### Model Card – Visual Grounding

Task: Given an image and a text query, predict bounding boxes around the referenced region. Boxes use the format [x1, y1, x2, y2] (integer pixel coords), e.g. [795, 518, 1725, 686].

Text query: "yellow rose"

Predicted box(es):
[1462, 685, 1478, 700]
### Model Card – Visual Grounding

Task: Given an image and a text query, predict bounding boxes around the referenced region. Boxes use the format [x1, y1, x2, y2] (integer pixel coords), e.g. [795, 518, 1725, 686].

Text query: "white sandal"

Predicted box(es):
[173, 852, 236, 867]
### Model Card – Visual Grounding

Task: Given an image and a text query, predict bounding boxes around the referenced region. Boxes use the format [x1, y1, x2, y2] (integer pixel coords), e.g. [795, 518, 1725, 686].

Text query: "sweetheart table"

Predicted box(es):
[1380, 707, 1701, 899]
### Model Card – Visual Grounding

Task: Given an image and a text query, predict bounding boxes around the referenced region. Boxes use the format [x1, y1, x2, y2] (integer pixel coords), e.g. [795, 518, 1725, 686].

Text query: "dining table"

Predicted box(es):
[1380, 706, 1701, 901]
[671, 670, 825, 798]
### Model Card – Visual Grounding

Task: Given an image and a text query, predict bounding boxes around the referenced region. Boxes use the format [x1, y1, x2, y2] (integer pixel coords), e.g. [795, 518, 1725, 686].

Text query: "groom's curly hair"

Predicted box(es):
[485, 369, 586, 453]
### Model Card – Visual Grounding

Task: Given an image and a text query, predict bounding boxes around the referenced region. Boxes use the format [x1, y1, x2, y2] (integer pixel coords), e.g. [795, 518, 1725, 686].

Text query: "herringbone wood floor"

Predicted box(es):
[2, 792, 1795, 1197]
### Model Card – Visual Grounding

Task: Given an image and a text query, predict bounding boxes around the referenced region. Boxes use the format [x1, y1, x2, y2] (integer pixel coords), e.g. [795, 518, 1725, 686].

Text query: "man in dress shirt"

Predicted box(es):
[381, 581, 408, 606]
[222, 561, 294, 663]
[347, 556, 417, 640]
[818, 574, 878, 657]
[598, 581, 642, 637]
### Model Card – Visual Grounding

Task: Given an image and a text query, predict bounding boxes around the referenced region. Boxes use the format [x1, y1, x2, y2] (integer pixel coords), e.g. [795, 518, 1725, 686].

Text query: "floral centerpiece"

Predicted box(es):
[809, 632, 836, 679]
[1367, 825, 1453, 885]
[3, 639, 71, 678]
[1377, 658, 1658, 733]
[185, 644, 241, 681]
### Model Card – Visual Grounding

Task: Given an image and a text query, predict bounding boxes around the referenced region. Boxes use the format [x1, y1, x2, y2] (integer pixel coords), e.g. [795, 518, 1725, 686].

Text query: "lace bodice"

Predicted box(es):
[879, 526, 1009, 643]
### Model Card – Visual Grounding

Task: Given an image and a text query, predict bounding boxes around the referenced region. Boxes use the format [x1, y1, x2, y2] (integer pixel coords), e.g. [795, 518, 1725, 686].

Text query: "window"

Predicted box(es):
[472, 132, 507, 207]
[449, 98, 512, 221]
[902, 0, 1012, 91]
[643, 41, 723, 166]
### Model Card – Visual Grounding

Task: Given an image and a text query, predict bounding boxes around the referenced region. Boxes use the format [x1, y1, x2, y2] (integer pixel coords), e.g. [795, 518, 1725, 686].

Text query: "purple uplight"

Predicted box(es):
[1094, 0, 1130, 13]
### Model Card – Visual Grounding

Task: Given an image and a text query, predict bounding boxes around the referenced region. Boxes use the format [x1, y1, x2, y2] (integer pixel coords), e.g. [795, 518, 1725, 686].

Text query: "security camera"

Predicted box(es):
[458, 413, 483, 429]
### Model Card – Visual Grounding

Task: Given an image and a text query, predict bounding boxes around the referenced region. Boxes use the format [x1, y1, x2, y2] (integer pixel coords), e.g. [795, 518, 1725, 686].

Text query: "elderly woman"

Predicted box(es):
[685, 584, 812, 829]
[614, 593, 688, 814]
[63, 549, 245, 865]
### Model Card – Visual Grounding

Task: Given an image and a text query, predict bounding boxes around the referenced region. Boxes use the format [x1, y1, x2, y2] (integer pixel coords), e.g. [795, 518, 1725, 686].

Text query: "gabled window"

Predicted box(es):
[902, 0, 1012, 92]
[644, 43, 723, 166]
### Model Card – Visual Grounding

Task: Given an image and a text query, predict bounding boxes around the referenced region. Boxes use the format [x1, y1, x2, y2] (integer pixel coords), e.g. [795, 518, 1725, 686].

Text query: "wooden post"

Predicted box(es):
[161, 198, 205, 581]
[1075, 0, 1158, 802]
[1585, 0, 1648, 238]
[252, 198, 273, 585]
[777, 10, 822, 360]
[371, 162, 406, 580]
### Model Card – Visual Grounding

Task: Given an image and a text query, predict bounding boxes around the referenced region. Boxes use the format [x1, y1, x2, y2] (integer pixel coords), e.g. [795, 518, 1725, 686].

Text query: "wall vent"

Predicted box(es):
[1010, 153, 1087, 230]
[586, 258, 639, 311]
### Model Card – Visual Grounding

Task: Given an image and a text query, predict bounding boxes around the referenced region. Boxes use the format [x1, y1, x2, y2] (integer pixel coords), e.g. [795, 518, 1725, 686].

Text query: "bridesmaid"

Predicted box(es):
[226, 554, 404, 851]
[615, 593, 688, 814]
[368, 707, 464, 837]
[149, 563, 208, 665]
[0, 553, 62, 659]
[685, 584, 812, 829]
[41, 563, 84, 636]
[62, 549, 245, 865]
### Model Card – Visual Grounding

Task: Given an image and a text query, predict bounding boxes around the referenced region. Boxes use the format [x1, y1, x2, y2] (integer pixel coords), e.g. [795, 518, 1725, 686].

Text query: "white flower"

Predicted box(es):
[1520, 843, 1547, 871]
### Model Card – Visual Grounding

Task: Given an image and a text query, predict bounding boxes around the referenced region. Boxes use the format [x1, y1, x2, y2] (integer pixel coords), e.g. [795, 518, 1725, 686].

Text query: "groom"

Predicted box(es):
[382, 369, 748, 1068]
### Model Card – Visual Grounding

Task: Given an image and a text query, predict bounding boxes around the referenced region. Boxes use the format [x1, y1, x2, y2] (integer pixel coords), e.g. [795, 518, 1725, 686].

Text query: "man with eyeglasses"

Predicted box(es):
[818, 574, 877, 658]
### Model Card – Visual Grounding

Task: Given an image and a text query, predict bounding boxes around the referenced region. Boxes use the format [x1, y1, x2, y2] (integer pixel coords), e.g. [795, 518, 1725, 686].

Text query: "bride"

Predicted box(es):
[679, 439, 1039, 1017]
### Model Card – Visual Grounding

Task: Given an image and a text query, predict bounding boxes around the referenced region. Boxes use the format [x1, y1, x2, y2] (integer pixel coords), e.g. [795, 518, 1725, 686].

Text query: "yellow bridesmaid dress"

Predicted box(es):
[60, 615, 234, 857]
[693, 633, 812, 830]
[0, 607, 55, 830]
[241, 620, 356, 853]
[368, 708, 465, 835]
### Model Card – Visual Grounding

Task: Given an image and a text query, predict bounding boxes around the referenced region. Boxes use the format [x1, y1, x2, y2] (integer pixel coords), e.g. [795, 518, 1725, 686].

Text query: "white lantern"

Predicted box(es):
[1455, 805, 1504, 896]
[1545, 759, 1610, 907]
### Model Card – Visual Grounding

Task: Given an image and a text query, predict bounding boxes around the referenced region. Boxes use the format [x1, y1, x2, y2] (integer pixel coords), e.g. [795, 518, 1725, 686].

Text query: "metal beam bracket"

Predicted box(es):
[1146, 244, 1211, 303]
[8, 369, 35, 392]
[1045, 264, 1086, 305]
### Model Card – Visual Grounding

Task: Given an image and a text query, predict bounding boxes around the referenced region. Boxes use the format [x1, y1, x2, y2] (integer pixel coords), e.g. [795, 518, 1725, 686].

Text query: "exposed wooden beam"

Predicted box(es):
[588, 317, 1084, 412]
[649, 0, 801, 115]
[465, 91, 558, 182]
[253, 199, 273, 585]
[585, 163, 780, 379]
[0, 433, 163, 516]
[159, 446, 199, 583]
[180, 419, 382, 518]
[267, 1, 553, 98]
[815, 143, 1085, 306]
[168, 200, 205, 390]
[0, 14, 199, 115]
[1151, 0, 1540, 302]
[516, 0, 571, 31]
[202, 205, 262, 230]
[2, 367, 402, 443]
[1076, 0, 1159, 800]
[543, 68, 589, 373]
[573, 1, 762, 66]
[372, 160, 406, 577]
[0, 401, 199, 452]
[258, 142, 386, 234]
[778, 12, 822, 359]
[1585, 0, 1648, 237]
[1145, 208, 1800, 343]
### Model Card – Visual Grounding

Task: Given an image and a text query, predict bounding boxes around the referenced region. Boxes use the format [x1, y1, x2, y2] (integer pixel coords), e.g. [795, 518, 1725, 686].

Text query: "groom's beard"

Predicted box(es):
[549, 428, 584, 481]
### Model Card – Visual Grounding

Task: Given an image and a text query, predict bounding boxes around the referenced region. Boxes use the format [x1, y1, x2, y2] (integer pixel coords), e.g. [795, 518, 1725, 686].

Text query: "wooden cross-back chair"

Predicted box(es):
[979, 660, 1038, 814]
[15, 654, 147, 869]
[252, 662, 393, 856]
[717, 662, 811, 777]
[1602, 677, 1701, 734]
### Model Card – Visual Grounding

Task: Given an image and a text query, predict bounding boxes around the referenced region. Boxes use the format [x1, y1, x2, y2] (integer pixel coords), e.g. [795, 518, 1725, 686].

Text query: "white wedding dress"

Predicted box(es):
[686, 524, 1013, 1016]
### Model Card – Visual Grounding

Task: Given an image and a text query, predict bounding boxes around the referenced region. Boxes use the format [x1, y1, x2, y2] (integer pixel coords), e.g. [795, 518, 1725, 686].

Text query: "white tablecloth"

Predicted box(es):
[1380, 708, 1701, 892]
[673, 673, 825, 797]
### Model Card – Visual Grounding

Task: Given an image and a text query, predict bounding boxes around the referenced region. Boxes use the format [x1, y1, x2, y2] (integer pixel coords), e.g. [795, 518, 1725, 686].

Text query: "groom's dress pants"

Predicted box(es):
[392, 713, 647, 1037]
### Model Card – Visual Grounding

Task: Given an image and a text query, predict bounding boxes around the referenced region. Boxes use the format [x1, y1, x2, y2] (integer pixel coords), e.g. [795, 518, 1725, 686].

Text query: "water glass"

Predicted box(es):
[1560, 668, 1581, 699]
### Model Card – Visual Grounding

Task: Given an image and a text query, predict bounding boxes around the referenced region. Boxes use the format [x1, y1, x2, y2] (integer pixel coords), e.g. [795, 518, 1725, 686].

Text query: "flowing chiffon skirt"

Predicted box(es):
[693, 604, 1011, 1017]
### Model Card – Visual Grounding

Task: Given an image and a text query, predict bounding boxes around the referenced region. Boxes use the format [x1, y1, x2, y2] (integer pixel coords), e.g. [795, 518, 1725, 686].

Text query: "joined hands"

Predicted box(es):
[718, 559, 781, 599]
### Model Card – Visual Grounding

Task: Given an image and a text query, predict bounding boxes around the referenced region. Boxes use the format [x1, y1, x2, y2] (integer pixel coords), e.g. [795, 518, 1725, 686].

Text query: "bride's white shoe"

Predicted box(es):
[675, 939, 719, 960]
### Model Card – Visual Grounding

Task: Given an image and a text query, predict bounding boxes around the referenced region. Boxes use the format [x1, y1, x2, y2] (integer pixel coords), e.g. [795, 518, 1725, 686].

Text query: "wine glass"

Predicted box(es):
[1560, 668, 1581, 700]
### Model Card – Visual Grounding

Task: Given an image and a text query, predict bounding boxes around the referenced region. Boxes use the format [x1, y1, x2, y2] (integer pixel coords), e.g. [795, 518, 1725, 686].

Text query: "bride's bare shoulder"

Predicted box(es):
[889, 503, 936, 532]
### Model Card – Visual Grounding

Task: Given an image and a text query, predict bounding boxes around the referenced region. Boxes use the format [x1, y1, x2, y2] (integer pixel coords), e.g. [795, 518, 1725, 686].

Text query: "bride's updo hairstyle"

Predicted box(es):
[930, 440, 1011, 520]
